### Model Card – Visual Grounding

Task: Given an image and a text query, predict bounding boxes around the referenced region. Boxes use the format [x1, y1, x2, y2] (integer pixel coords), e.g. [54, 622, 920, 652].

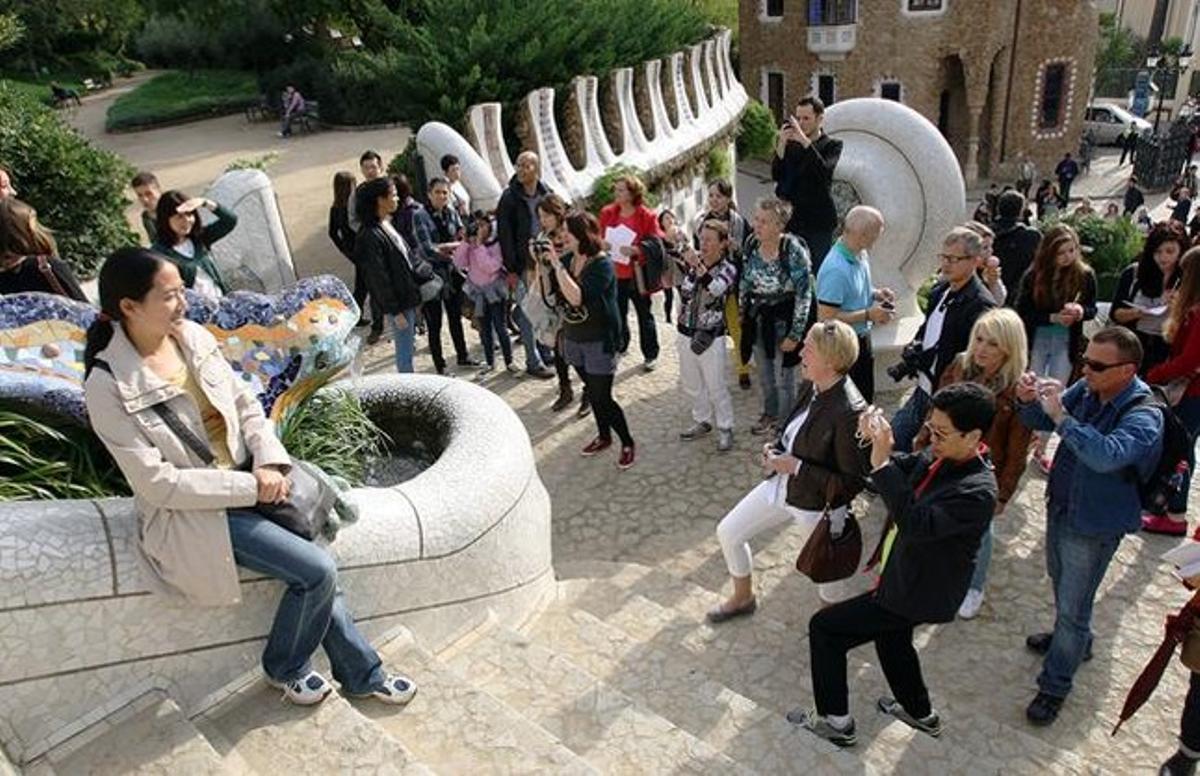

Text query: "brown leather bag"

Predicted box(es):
[795, 479, 863, 583]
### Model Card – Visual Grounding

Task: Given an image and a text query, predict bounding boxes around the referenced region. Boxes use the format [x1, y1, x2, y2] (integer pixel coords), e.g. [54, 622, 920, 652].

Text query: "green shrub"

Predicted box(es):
[387, 138, 427, 199]
[0, 408, 130, 501]
[0, 84, 135, 279]
[136, 3, 295, 73]
[106, 70, 259, 131]
[587, 165, 659, 212]
[225, 152, 279, 173]
[277, 388, 389, 486]
[705, 145, 733, 182]
[738, 100, 778, 161]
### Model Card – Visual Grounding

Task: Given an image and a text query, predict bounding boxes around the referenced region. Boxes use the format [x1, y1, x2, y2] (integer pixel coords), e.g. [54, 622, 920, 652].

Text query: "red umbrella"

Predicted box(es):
[1113, 587, 1200, 736]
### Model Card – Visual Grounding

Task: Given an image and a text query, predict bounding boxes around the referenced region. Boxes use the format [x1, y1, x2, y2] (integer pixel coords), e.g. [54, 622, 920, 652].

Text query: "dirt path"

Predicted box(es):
[68, 75, 411, 283]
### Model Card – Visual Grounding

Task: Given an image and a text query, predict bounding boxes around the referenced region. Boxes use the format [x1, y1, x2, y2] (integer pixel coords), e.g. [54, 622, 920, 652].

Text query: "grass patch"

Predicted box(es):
[106, 69, 258, 131]
[0, 69, 89, 106]
[277, 388, 390, 487]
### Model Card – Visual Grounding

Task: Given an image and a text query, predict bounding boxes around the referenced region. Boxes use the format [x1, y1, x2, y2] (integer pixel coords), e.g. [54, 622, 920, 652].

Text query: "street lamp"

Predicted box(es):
[1148, 46, 1194, 135]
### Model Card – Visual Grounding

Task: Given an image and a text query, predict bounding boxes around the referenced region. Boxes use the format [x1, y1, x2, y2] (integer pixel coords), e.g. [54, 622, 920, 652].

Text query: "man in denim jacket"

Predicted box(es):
[1017, 326, 1163, 726]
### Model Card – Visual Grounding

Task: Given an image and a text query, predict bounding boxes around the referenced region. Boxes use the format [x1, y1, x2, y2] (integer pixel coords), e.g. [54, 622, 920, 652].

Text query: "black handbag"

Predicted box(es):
[93, 357, 336, 541]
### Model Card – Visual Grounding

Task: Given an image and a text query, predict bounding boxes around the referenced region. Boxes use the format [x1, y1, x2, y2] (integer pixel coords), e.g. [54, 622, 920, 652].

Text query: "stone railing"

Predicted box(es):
[0, 375, 553, 765]
[415, 28, 747, 228]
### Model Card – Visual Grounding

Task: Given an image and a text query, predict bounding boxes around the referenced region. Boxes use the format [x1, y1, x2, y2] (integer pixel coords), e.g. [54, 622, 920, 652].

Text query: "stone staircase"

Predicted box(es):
[18, 559, 1106, 776]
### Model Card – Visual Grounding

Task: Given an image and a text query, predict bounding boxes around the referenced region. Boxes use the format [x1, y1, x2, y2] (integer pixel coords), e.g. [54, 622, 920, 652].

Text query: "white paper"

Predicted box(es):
[1131, 302, 1169, 316]
[1162, 540, 1200, 569]
[604, 224, 637, 266]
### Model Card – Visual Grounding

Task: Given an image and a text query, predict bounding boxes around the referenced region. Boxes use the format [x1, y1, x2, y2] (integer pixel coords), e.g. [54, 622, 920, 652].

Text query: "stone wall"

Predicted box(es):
[738, 0, 1099, 185]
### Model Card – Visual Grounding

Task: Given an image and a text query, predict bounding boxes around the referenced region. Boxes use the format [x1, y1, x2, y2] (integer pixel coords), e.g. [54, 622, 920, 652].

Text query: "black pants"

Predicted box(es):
[616, 278, 659, 360]
[1058, 177, 1073, 207]
[849, 333, 875, 403]
[574, 367, 632, 446]
[554, 333, 573, 394]
[1120, 146, 1135, 166]
[795, 226, 834, 275]
[663, 287, 675, 322]
[422, 288, 470, 371]
[809, 592, 932, 719]
[353, 264, 384, 334]
[1181, 671, 1200, 754]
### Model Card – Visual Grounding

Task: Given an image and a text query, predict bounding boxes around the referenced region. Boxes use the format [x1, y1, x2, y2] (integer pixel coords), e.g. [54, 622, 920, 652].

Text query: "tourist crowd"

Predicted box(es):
[8, 90, 1200, 773]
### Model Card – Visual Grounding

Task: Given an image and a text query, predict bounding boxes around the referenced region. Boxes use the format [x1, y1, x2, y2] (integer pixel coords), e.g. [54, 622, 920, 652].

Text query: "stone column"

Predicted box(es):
[964, 105, 983, 185]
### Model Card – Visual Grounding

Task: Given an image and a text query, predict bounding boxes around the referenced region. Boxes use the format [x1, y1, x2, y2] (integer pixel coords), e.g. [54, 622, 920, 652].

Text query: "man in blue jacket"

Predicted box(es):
[1017, 326, 1163, 726]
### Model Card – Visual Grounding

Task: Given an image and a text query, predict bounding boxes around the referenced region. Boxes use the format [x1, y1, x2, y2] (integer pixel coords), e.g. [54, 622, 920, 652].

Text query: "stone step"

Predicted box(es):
[556, 563, 1092, 775]
[195, 683, 433, 776]
[27, 695, 230, 776]
[360, 634, 599, 775]
[528, 596, 874, 774]
[442, 623, 757, 775]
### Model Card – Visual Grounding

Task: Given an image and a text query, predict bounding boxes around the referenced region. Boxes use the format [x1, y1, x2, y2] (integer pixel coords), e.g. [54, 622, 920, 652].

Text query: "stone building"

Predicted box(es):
[738, 0, 1100, 184]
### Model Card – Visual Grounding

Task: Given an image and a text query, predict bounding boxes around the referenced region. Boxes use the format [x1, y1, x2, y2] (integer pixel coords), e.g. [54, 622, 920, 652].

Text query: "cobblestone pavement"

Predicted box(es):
[362, 315, 1196, 774]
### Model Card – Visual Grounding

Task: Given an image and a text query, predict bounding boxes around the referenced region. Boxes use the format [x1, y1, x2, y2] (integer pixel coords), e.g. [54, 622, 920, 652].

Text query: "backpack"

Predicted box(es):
[1116, 386, 1193, 513]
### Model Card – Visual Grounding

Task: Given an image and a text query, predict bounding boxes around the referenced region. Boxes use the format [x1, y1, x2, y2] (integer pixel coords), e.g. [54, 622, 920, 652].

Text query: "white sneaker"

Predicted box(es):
[475, 364, 495, 382]
[957, 589, 985, 620]
[268, 670, 333, 705]
[506, 362, 522, 375]
[643, 358, 657, 372]
[353, 674, 418, 706]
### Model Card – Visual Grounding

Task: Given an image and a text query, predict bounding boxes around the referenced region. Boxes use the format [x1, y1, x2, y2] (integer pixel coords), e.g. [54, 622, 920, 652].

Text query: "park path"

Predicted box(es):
[68, 75, 411, 287]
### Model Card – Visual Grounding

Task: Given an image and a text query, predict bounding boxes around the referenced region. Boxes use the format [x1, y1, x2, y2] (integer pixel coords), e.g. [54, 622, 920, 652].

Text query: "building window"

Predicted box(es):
[1039, 62, 1067, 129]
[808, 0, 857, 26]
[907, 0, 942, 10]
[764, 0, 784, 17]
[880, 81, 902, 101]
[764, 70, 786, 124]
[815, 73, 837, 106]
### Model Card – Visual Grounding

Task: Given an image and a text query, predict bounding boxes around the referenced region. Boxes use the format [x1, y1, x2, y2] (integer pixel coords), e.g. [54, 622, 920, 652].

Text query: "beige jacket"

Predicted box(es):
[84, 320, 290, 607]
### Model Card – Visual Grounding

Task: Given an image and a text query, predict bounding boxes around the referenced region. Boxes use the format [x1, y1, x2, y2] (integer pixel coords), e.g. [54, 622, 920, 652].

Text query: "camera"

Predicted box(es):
[531, 236, 553, 263]
[464, 218, 481, 239]
[886, 341, 926, 383]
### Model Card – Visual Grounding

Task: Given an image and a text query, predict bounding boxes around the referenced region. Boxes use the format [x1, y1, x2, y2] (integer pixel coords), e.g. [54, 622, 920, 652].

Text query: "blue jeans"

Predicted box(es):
[513, 281, 548, 372]
[891, 387, 932, 453]
[479, 300, 513, 367]
[227, 511, 384, 694]
[969, 522, 993, 593]
[390, 309, 417, 373]
[1167, 395, 1200, 514]
[1038, 506, 1121, 698]
[753, 318, 796, 419]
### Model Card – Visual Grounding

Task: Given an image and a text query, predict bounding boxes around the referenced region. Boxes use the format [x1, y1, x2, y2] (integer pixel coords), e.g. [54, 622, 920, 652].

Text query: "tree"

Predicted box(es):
[0, 12, 24, 55]
[1094, 11, 1147, 98]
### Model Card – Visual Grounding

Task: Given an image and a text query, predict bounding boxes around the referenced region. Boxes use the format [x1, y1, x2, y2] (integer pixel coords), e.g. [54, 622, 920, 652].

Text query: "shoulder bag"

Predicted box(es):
[795, 479, 863, 583]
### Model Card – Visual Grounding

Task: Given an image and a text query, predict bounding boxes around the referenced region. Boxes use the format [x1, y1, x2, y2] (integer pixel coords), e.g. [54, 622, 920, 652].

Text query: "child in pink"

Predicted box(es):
[453, 216, 512, 376]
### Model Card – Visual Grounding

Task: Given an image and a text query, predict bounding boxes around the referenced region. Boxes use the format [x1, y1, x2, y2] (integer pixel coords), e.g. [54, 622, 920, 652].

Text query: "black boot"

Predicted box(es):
[551, 387, 574, 412]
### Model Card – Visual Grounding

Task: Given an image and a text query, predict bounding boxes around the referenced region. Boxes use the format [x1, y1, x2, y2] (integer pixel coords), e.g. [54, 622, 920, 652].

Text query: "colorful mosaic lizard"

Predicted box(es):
[0, 275, 360, 427]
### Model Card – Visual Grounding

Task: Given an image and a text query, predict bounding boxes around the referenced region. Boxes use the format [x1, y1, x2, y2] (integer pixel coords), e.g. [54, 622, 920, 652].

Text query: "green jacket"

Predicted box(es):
[152, 203, 238, 294]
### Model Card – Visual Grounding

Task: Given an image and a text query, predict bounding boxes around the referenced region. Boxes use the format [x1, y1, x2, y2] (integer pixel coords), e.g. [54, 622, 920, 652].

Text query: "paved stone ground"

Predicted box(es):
[72, 85, 1195, 771]
[356, 314, 1196, 773]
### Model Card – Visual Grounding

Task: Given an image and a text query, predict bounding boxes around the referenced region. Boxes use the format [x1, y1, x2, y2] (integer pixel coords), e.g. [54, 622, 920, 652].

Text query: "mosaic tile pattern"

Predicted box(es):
[0, 275, 359, 426]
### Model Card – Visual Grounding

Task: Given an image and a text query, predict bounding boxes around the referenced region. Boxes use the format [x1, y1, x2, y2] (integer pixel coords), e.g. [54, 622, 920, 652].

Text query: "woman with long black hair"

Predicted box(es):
[152, 190, 238, 297]
[1110, 221, 1188, 376]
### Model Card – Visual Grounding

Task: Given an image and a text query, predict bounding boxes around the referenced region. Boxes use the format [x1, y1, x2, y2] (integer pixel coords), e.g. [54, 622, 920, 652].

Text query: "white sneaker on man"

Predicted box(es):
[352, 674, 418, 705]
[957, 589, 985, 620]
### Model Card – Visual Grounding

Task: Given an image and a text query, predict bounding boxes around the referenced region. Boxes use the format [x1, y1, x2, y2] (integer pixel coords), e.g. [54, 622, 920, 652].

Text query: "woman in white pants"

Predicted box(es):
[709, 320, 869, 623]
[676, 219, 739, 452]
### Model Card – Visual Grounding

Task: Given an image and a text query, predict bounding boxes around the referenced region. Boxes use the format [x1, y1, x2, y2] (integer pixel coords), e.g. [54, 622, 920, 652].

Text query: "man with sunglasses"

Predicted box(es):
[1016, 326, 1163, 726]
[890, 226, 996, 452]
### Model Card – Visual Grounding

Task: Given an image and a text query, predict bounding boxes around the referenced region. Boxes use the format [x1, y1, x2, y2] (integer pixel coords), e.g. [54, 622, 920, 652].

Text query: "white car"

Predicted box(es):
[1084, 103, 1152, 145]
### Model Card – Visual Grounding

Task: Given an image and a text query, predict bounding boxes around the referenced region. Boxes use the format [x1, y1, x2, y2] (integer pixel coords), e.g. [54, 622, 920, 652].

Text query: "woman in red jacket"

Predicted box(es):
[599, 174, 663, 371]
[1145, 247, 1200, 535]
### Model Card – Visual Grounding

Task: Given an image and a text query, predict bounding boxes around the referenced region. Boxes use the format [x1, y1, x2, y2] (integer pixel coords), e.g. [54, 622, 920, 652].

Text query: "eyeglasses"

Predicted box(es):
[1080, 358, 1137, 373]
[938, 253, 975, 264]
[923, 420, 964, 443]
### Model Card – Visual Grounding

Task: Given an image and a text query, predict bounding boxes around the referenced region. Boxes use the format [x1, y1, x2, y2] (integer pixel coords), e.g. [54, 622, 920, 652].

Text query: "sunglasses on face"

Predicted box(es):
[1080, 358, 1136, 373]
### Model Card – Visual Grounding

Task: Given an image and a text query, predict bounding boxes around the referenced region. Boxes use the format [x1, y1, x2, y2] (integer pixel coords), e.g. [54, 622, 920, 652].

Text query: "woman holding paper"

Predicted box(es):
[1111, 221, 1187, 375]
[598, 174, 664, 371]
[1145, 248, 1200, 535]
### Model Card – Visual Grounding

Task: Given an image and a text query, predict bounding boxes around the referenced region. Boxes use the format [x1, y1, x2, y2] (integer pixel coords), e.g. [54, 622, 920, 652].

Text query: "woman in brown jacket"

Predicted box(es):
[913, 307, 1030, 619]
[83, 247, 417, 709]
[709, 319, 869, 622]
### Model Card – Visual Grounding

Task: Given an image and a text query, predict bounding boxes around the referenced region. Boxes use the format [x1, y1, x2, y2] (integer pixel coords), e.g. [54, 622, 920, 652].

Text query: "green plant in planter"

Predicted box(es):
[737, 100, 778, 161]
[588, 165, 659, 212]
[705, 145, 733, 182]
[0, 408, 130, 501]
[276, 388, 390, 487]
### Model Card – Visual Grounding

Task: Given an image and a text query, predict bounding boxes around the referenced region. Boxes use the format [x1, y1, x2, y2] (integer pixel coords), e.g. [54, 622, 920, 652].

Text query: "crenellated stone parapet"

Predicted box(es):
[415, 28, 747, 212]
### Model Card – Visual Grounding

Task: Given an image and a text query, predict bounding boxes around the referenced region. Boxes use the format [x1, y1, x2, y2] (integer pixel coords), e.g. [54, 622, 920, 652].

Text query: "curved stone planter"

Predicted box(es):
[0, 374, 553, 764]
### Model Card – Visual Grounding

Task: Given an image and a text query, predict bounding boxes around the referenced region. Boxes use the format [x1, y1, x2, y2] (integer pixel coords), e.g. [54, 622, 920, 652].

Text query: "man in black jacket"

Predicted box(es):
[495, 151, 555, 379]
[992, 191, 1041, 303]
[890, 226, 996, 451]
[772, 95, 842, 273]
[789, 383, 997, 748]
[1122, 176, 1145, 216]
